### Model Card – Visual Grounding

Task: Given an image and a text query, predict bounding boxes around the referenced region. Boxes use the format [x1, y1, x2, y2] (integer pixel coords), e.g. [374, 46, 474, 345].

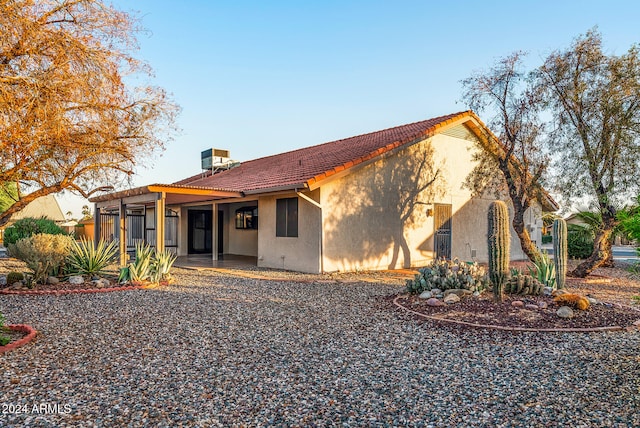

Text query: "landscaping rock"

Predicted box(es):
[443, 294, 460, 304]
[524, 304, 539, 311]
[552, 289, 568, 297]
[444, 289, 473, 298]
[538, 301, 549, 309]
[0, 275, 6, 286]
[557, 306, 574, 319]
[587, 297, 598, 305]
[93, 278, 111, 288]
[543, 287, 554, 296]
[430, 288, 442, 295]
[418, 290, 432, 299]
[426, 297, 444, 307]
[47, 276, 60, 285]
[511, 300, 524, 308]
[69, 275, 85, 285]
[473, 291, 481, 297]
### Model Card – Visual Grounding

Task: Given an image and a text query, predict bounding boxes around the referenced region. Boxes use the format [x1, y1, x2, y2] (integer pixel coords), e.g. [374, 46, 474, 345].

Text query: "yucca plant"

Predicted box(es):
[529, 251, 556, 289]
[67, 238, 118, 276]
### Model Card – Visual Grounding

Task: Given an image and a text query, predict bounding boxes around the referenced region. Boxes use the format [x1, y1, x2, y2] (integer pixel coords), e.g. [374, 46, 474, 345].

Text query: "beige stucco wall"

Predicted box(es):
[226, 201, 259, 256]
[320, 125, 539, 272]
[257, 190, 321, 273]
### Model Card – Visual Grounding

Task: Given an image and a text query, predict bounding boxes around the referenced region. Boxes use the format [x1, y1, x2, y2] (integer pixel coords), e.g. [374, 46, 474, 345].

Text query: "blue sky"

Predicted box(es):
[60, 0, 640, 215]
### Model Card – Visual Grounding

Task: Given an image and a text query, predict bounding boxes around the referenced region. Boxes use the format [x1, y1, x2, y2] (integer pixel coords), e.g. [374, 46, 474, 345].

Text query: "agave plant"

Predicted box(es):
[126, 242, 155, 282]
[153, 249, 177, 282]
[67, 238, 118, 276]
[529, 251, 556, 289]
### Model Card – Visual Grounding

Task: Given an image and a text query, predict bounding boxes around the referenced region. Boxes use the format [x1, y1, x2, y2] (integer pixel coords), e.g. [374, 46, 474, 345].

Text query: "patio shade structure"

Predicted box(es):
[90, 184, 241, 265]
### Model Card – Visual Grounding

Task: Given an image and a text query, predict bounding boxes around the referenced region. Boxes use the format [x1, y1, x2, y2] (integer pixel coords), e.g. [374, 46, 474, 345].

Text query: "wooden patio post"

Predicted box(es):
[119, 200, 127, 266]
[212, 202, 218, 261]
[155, 192, 166, 253]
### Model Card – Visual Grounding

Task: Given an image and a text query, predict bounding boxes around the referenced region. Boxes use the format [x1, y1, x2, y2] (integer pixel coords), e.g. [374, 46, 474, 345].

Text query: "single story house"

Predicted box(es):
[90, 111, 557, 273]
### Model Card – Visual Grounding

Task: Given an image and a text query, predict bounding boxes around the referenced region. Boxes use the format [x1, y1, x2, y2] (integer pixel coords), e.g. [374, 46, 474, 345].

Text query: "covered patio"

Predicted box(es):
[90, 183, 243, 265]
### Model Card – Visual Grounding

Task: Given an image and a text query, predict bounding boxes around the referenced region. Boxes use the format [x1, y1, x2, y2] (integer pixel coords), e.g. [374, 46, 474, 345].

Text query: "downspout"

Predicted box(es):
[296, 190, 323, 273]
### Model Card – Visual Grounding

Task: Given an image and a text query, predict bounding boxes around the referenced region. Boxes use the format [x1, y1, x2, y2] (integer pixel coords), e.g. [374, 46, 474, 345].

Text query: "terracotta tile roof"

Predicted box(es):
[182, 111, 469, 193]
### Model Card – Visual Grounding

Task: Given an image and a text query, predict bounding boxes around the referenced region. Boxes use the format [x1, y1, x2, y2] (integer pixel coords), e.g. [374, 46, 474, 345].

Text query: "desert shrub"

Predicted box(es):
[67, 238, 118, 276]
[4, 217, 66, 247]
[8, 234, 73, 284]
[406, 258, 489, 294]
[0, 312, 9, 346]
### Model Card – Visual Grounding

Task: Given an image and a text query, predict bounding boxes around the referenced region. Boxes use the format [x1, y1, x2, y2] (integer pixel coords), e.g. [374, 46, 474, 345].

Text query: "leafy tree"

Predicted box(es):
[536, 30, 640, 277]
[81, 205, 92, 220]
[0, 0, 179, 227]
[462, 52, 551, 262]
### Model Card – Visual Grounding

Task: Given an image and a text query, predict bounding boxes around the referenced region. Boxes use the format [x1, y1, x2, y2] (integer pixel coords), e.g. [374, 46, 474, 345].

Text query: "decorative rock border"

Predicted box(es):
[0, 324, 37, 354]
[393, 295, 640, 333]
[0, 285, 144, 296]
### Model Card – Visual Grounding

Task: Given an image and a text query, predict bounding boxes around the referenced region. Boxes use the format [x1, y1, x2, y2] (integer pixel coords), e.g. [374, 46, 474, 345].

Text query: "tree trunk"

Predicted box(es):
[512, 203, 542, 262]
[570, 213, 616, 277]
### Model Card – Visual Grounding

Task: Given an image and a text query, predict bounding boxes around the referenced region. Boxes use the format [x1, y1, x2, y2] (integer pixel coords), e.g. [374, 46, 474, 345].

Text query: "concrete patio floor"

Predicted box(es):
[174, 254, 258, 270]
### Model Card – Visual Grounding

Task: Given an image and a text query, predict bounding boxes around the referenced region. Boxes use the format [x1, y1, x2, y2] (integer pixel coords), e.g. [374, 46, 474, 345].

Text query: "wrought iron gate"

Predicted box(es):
[434, 203, 452, 260]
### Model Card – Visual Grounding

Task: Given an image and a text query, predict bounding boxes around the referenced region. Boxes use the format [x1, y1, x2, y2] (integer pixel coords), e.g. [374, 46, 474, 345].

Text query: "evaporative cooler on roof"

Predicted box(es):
[201, 148, 231, 170]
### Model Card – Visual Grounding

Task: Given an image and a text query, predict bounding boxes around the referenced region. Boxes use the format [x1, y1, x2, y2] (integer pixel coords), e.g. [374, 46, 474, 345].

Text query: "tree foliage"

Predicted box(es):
[0, 182, 18, 213]
[461, 52, 550, 262]
[0, 0, 179, 226]
[536, 30, 640, 276]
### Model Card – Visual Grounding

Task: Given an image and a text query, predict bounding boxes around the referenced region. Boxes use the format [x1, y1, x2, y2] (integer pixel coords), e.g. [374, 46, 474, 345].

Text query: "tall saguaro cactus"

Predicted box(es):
[488, 201, 511, 302]
[552, 218, 568, 289]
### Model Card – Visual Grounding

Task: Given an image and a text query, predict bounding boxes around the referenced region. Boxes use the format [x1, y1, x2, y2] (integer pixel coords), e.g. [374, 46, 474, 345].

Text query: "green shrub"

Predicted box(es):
[4, 217, 66, 247]
[8, 233, 73, 284]
[6, 271, 24, 286]
[567, 224, 594, 259]
[541, 234, 552, 244]
[0, 312, 9, 346]
[406, 258, 489, 294]
[67, 238, 118, 276]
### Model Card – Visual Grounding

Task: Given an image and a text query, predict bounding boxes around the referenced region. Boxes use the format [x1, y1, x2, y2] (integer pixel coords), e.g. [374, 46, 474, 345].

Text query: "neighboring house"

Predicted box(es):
[6, 194, 66, 223]
[90, 111, 558, 273]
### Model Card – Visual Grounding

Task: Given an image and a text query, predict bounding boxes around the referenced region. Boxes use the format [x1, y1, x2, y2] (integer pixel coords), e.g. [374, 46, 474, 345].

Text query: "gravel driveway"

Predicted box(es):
[1, 269, 639, 427]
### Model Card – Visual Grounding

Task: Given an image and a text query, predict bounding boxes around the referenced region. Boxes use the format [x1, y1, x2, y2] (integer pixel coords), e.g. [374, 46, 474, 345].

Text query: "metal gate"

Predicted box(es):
[434, 203, 452, 260]
[99, 210, 178, 252]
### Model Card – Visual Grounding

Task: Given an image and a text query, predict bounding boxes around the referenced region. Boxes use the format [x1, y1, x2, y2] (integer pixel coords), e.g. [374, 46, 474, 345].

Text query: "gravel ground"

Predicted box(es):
[1, 268, 640, 427]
